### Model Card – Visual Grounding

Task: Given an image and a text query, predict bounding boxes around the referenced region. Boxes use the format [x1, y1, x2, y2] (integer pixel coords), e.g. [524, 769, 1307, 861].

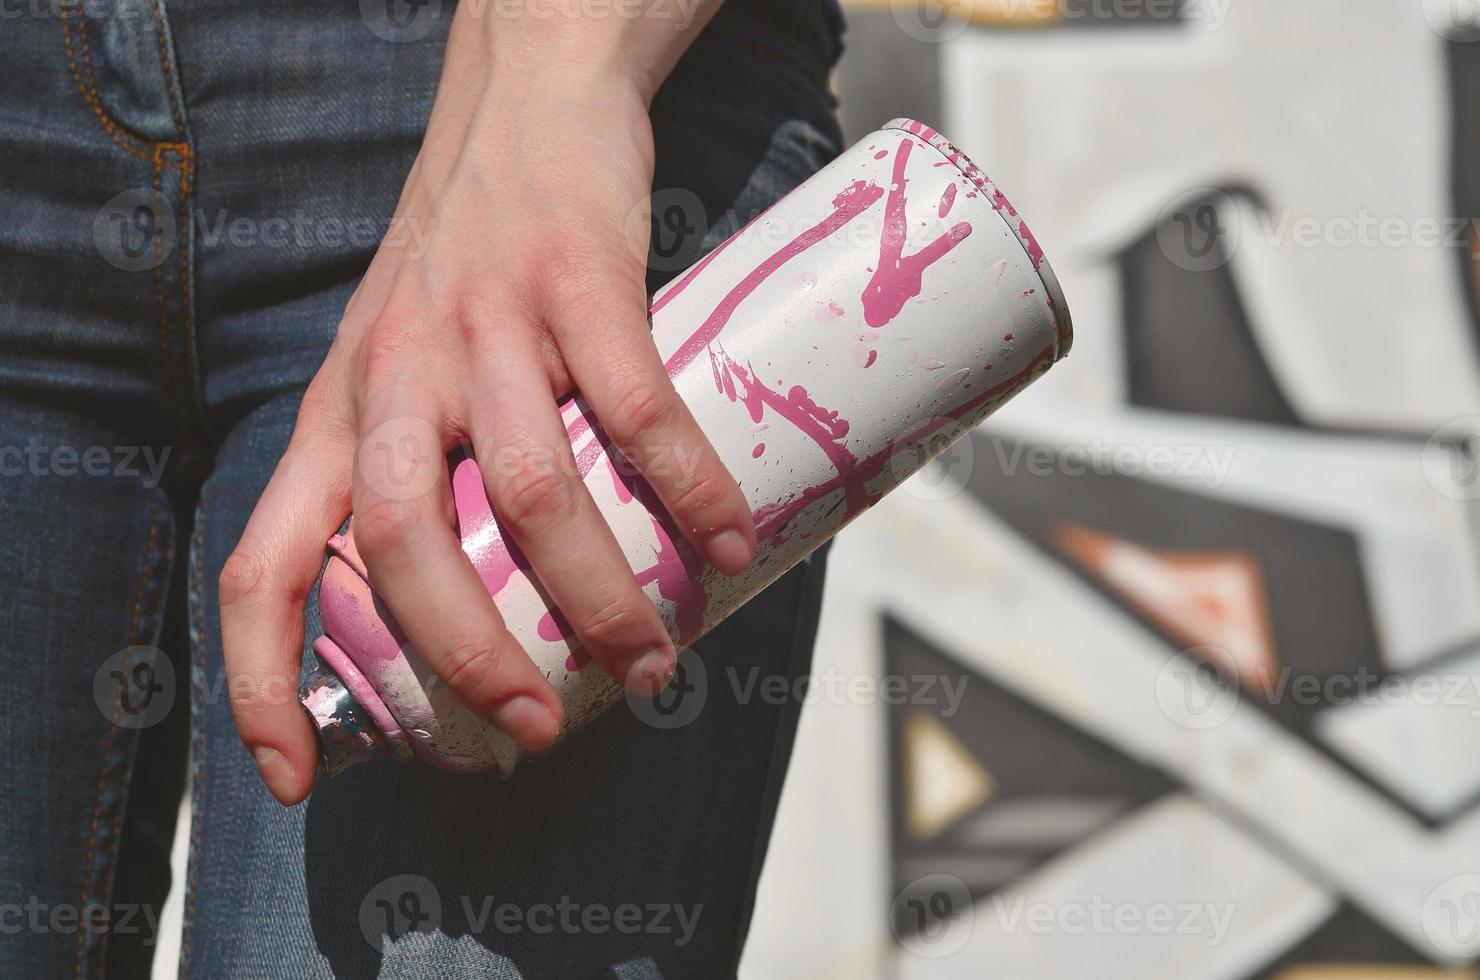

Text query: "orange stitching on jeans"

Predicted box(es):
[57, 0, 191, 167]
[73, 493, 161, 979]
[180, 489, 209, 979]
[60, 0, 202, 429]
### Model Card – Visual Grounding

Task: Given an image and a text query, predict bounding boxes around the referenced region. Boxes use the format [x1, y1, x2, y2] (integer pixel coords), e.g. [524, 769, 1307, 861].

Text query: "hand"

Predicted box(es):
[220, 4, 744, 805]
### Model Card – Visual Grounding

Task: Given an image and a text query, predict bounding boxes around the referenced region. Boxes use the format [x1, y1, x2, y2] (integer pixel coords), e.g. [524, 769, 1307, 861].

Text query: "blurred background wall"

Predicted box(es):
[743, 1, 1480, 977]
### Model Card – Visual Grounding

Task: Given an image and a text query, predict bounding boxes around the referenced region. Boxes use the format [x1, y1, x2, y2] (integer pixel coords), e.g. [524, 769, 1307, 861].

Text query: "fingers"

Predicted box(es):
[220, 409, 353, 806]
[468, 344, 678, 696]
[351, 383, 564, 750]
[554, 287, 757, 576]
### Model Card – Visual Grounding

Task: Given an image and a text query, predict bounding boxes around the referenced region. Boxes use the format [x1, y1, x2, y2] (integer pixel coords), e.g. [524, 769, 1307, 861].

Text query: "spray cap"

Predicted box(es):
[298, 665, 412, 777]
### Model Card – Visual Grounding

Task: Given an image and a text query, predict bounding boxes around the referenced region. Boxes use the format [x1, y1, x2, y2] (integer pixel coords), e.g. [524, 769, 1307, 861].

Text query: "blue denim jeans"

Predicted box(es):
[0, 1, 842, 976]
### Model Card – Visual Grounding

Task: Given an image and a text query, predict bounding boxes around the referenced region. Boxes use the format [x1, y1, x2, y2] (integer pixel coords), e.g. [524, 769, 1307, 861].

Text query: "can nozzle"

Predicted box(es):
[299, 665, 408, 777]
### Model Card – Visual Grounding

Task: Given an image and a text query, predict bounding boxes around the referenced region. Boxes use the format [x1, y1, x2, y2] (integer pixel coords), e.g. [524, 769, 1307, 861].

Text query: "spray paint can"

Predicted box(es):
[301, 119, 1073, 777]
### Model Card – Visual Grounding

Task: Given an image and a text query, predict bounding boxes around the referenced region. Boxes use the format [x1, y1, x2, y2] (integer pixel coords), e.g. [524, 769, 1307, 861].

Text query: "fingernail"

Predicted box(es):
[252, 746, 296, 805]
[623, 647, 676, 696]
[491, 696, 560, 750]
[706, 528, 754, 576]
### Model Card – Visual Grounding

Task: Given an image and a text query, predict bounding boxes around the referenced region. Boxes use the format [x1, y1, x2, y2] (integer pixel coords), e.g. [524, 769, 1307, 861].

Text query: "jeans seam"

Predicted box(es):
[59, 0, 205, 439]
[57, 0, 192, 170]
[72, 491, 168, 980]
[145, 0, 208, 433]
[179, 487, 210, 979]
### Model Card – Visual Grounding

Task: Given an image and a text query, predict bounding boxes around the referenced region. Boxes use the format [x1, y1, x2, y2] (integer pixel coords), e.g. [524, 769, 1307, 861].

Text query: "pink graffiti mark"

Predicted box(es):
[939, 182, 958, 219]
[665, 180, 886, 378]
[753, 344, 1059, 544]
[606, 453, 634, 504]
[649, 201, 777, 317]
[861, 139, 974, 329]
[559, 181, 884, 482]
[452, 458, 535, 600]
[711, 345, 858, 500]
[984, 188, 1047, 274]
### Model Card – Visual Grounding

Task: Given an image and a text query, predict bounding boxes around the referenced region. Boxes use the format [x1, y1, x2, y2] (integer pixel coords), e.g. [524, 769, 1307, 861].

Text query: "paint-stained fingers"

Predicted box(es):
[554, 291, 757, 577]
[350, 386, 564, 749]
[468, 345, 678, 696]
[220, 420, 353, 806]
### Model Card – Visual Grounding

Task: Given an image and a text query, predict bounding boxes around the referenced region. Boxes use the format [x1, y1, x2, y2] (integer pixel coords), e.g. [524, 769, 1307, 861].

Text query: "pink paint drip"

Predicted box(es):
[665, 180, 886, 378]
[753, 345, 1058, 543]
[649, 201, 778, 317]
[860, 139, 974, 329]
[710, 346, 864, 514]
[452, 459, 531, 599]
[939, 182, 958, 218]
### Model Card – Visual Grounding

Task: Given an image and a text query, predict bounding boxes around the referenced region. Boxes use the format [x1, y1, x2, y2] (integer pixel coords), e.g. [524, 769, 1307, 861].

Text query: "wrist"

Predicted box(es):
[456, 2, 715, 107]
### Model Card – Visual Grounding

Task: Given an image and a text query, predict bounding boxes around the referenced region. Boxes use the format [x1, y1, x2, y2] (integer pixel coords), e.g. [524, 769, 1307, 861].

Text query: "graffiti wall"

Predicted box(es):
[745, 2, 1480, 976]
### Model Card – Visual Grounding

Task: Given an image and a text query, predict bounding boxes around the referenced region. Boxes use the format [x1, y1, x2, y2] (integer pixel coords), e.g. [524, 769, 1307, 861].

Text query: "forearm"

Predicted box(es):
[457, 1, 722, 107]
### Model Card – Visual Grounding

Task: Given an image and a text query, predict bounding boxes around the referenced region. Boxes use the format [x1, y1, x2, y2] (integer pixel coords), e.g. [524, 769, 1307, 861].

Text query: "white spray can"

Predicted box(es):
[300, 119, 1073, 776]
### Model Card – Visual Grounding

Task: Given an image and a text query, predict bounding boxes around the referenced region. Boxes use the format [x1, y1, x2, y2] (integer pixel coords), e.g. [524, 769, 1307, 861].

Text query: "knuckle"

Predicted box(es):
[292, 378, 354, 447]
[608, 381, 675, 442]
[578, 596, 646, 652]
[230, 671, 293, 718]
[355, 318, 419, 384]
[353, 497, 424, 556]
[493, 463, 575, 529]
[296, 375, 336, 424]
[547, 267, 610, 318]
[446, 290, 501, 354]
[438, 638, 506, 702]
[219, 548, 268, 607]
[667, 466, 733, 521]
